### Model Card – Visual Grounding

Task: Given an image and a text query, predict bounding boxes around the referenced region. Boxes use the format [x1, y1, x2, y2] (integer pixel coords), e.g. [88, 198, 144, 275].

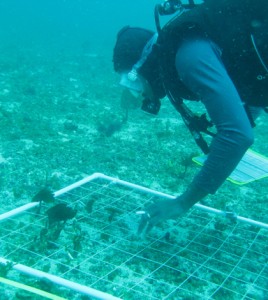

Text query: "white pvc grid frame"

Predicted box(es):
[0, 173, 267, 299]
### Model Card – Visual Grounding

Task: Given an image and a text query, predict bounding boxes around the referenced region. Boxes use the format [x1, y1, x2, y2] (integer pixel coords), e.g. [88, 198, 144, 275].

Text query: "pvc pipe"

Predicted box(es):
[195, 203, 268, 229]
[54, 173, 102, 197]
[96, 173, 176, 199]
[0, 173, 267, 299]
[96, 174, 268, 230]
[0, 202, 39, 222]
[0, 173, 103, 222]
[234, 214, 268, 229]
[1, 172, 267, 230]
[0, 257, 122, 300]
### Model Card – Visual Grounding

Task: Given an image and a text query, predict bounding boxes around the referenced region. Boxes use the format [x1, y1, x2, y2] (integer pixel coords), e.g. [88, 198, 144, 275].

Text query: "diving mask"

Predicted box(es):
[119, 72, 144, 97]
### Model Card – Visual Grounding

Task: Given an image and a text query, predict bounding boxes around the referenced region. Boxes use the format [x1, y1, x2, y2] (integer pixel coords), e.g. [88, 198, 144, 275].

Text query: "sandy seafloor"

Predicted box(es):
[1, 42, 267, 219]
[0, 31, 267, 300]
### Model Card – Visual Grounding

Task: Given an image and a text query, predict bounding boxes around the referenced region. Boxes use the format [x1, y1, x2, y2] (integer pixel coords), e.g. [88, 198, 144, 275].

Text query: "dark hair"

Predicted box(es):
[113, 26, 154, 72]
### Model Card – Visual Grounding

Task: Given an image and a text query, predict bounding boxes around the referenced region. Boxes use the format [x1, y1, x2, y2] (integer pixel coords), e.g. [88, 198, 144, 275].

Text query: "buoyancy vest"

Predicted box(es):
[157, 0, 268, 106]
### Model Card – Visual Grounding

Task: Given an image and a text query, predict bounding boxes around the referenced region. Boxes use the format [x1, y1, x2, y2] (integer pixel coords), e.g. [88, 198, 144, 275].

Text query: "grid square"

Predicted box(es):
[0, 174, 267, 300]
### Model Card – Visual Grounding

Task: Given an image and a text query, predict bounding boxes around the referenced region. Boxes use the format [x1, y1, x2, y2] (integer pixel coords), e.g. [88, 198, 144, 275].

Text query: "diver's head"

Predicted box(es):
[113, 26, 157, 91]
[113, 26, 161, 114]
[113, 26, 156, 95]
[113, 26, 155, 73]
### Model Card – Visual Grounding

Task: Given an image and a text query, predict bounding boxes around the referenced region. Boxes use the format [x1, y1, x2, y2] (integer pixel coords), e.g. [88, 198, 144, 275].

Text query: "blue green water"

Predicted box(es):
[0, 1, 267, 299]
[0, 0, 159, 58]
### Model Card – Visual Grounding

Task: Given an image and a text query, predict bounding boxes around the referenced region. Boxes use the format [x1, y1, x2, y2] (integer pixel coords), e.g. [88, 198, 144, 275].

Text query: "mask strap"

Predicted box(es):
[128, 33, 158, 81]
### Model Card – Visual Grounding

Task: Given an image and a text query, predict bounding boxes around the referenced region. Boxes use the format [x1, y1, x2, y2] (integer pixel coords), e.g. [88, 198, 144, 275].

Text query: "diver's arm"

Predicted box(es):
[175, 38, 254, 196]
[136, 37, 254, 234]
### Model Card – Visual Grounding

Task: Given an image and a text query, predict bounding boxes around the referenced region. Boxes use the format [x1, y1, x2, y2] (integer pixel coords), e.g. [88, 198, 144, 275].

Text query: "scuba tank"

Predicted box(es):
[153, 0, 268, 153]
[154, 0, 214, 154]
[154, 0, 198, 35]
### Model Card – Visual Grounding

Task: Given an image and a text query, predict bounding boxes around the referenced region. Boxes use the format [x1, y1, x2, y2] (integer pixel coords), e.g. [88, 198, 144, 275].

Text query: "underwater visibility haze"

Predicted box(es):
[0, 0, 267, 299]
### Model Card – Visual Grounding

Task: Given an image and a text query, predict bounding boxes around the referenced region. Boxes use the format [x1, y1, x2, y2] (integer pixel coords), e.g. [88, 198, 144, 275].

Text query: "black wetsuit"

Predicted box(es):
[156, 0, 268, 193]
[175, 38, 254, 193]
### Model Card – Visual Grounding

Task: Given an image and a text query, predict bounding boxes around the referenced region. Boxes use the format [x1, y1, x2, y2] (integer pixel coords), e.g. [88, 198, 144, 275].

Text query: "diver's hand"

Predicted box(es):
[137, 196, 188, 235]
[136, 184, 208, 235]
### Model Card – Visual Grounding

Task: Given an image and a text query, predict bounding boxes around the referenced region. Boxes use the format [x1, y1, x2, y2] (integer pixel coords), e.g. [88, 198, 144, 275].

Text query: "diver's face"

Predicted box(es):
[119, 71, 153, 100]
[119, 72, 144, 97]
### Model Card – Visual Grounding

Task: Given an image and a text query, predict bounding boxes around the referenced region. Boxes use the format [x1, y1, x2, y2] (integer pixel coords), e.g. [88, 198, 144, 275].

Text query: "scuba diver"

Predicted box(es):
[112, 0, 268, 233]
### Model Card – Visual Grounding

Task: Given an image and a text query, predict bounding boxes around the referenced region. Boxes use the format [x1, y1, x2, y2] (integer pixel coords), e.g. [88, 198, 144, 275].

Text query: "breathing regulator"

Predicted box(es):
[156, 0, 184, 16]
[155, 0, 197, 33]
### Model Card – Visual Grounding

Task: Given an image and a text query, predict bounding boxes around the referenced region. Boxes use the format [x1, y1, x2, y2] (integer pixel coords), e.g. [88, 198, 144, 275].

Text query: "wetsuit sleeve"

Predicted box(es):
[175, 38, 254, 194]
